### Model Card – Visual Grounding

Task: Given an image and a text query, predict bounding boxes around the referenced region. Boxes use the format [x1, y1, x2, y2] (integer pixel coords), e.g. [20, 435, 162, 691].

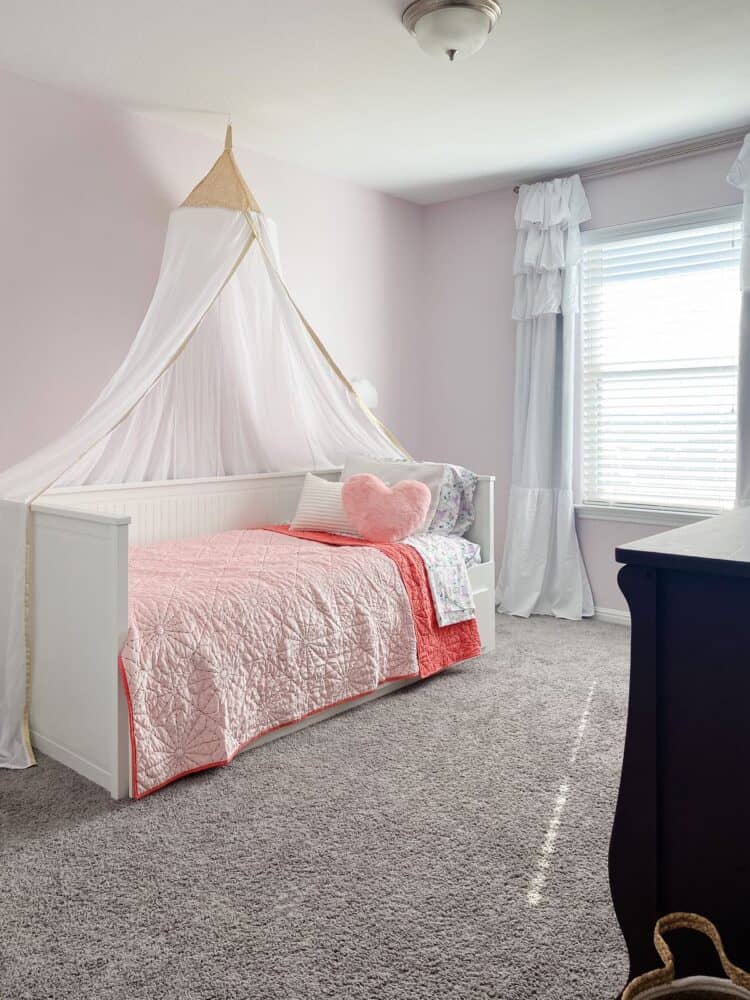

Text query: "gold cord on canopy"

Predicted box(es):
[241, 211, 412, 459]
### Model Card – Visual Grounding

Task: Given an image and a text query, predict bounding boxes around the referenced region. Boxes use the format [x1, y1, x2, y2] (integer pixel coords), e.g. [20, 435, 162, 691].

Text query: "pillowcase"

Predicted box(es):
[342, 474, 432, 543]
[429, 464, 479, 536]
[341, 457, 446, 531]
[290, 474, 359, 536]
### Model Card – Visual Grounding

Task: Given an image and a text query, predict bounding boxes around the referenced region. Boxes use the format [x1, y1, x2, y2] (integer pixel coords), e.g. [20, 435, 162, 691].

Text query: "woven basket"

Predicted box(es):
[623, 914, 750, 999]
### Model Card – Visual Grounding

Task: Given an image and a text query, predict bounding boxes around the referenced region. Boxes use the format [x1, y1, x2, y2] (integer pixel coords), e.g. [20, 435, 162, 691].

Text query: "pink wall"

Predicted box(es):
[0, 69, 424, 471]
[420, 186, 517, 559]
[419, 145, 744, 611]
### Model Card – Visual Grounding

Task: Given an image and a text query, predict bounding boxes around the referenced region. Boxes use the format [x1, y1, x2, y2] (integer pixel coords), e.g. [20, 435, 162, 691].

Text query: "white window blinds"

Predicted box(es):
[581, 213, 743, 513]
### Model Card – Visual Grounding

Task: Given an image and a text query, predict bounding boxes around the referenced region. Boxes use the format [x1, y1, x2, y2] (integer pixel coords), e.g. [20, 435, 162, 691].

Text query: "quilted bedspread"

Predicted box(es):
[267, 526, 481, 674]
[120, 528, 479, 798]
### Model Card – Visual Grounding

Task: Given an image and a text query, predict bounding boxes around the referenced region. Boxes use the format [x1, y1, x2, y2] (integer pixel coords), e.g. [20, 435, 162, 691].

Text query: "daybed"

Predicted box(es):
[29, 468, 495, 799]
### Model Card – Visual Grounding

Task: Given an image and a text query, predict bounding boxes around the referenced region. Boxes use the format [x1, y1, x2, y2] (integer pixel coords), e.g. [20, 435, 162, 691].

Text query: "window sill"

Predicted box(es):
[574, 504, 716, 528]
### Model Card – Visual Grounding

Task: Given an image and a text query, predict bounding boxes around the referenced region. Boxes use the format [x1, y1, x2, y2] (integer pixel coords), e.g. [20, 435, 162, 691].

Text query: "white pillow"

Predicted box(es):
[341, 457, 446, 530]
[290, 474, 359, 536]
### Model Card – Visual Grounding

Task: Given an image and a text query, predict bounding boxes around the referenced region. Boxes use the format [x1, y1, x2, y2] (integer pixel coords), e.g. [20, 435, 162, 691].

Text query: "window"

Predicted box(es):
[580, 208, 743, 514]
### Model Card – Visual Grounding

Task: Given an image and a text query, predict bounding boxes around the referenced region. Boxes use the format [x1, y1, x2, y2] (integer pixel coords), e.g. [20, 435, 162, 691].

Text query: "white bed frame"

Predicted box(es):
[29, 469, 495, 799]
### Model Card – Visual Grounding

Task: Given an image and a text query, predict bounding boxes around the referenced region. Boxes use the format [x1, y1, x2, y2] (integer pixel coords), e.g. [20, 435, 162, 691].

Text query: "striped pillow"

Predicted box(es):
[290, 474, 359, 537]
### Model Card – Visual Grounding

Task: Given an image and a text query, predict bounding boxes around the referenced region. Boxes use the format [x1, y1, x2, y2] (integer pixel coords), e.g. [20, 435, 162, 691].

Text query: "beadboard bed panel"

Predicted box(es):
[40, 468, 341, 547]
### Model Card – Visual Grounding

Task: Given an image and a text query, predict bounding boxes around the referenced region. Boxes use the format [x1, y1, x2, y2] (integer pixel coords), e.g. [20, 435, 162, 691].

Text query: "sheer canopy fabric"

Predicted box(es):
[497, 175, 593, 619]
[59, 213, 400, 484]
[728, 135, 750, 505]
[0, 207, 405, 770]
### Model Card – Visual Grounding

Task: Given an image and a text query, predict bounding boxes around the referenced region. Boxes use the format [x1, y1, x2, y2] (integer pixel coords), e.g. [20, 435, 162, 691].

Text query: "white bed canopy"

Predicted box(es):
[0, 126, 407, 770]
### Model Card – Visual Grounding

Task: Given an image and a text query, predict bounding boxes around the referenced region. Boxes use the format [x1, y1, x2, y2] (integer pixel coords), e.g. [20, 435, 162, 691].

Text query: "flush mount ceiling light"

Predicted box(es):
[402, 0, 501, 61]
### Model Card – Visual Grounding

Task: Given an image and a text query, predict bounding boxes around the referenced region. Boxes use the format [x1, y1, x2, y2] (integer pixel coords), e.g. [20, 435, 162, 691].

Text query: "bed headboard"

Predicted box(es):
[35, 470, 495, 563]
[465, 475, 495, 564]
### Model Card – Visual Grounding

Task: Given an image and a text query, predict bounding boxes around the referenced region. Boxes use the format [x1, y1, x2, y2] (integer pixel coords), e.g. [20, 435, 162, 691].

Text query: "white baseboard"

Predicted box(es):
[594, 606, 630, 626]
[31, 729, 114, 789]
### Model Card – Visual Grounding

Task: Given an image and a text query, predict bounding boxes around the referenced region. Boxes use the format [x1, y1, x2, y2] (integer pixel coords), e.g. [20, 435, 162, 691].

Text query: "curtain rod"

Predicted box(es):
[512, 125, 748, 194]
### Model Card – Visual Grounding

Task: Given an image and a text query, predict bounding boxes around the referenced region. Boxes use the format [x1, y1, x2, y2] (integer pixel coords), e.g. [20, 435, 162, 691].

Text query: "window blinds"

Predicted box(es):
[581, 216, 742, 512]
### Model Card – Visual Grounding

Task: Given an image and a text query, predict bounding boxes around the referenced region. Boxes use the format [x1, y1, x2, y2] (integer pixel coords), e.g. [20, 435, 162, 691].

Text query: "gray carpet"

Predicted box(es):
[0, 615, 630, 999]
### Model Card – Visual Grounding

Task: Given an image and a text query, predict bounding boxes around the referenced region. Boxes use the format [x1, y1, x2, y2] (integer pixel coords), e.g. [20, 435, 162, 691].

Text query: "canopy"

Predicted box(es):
[0, 127, 406, 769]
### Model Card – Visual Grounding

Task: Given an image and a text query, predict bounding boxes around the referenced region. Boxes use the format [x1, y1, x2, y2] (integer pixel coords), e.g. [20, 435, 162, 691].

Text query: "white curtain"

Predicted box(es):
[728, 135, 750, 505]
[0, 207, 405, 770]
[497, 175, 593, 619]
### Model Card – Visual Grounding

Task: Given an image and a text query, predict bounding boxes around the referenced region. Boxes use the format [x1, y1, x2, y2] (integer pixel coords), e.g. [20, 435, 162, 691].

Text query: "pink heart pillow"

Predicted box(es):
[342, 473, 431, 543]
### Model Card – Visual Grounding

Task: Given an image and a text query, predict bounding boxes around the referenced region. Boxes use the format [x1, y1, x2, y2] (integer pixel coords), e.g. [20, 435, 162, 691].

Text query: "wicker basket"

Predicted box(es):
[623, 914, 750, 999]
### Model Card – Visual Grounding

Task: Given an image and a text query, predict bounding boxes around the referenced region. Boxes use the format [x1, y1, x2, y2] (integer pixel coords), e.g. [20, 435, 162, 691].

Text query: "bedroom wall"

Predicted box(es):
[419, 186, 517, 564]
[2, 66, 743, 616]
[0, 68, 424, 472]
[419, 144, 745, 613]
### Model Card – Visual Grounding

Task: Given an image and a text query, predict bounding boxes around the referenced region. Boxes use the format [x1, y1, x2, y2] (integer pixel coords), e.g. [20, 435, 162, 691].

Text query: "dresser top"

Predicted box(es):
[616, 505, 750, 578]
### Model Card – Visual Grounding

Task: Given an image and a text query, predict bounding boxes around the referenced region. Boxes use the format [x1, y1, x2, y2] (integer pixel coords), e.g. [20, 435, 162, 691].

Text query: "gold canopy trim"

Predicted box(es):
[181, 125, 262, 213]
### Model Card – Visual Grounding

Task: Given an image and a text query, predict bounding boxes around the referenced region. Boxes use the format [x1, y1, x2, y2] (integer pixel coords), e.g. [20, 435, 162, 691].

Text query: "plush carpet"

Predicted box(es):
[0, 615, 630, 1000]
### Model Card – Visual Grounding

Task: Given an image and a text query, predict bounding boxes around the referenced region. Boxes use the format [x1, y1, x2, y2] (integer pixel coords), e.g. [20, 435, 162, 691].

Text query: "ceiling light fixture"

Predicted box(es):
[402, 0, 501, 62]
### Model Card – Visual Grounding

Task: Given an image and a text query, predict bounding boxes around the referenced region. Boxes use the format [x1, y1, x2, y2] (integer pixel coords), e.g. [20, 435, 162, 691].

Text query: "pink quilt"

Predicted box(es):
[120, 528, 421, 797]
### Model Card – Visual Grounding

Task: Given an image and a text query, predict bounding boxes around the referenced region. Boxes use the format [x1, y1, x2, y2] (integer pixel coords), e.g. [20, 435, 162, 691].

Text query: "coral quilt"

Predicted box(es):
[120, 527, 479, 798]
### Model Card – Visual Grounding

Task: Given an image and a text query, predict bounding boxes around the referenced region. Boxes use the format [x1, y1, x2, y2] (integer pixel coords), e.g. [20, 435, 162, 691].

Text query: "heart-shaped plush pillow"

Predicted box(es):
[342, 473, 431, 543]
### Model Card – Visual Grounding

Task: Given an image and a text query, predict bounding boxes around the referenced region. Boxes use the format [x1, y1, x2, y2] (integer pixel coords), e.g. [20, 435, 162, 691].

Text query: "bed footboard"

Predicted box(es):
[30, 504, 131, 799]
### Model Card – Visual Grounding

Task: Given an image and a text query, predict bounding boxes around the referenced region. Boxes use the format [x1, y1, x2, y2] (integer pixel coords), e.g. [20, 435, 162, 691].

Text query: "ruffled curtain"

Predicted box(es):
[497, 175, 593, 619]
[728, 135, 750, 505]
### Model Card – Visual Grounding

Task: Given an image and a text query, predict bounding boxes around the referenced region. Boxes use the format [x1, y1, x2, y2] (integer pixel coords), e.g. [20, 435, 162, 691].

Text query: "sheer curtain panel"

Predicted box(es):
[497, 175, 593, 619]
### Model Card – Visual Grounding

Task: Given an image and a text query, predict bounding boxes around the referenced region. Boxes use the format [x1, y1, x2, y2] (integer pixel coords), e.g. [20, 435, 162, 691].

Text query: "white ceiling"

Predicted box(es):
[1, 0, 749, 203]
